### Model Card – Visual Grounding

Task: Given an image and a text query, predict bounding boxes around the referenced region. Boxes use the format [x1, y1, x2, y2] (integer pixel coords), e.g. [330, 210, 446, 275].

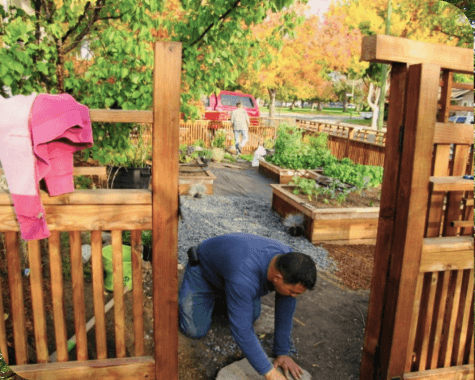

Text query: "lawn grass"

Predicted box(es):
[261, 106, 360, 118]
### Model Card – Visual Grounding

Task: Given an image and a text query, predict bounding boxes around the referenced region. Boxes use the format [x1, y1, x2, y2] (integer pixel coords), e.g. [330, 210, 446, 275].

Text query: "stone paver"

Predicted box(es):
[216, 358, 312, 380]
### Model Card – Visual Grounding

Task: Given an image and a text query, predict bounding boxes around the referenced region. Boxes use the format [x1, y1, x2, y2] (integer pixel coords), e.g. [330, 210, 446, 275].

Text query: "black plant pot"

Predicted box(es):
[289, 226, 304, 237]
[108, 166, 151, 189]
[143, 245, 152, 262]
[201, 158, 211, 167]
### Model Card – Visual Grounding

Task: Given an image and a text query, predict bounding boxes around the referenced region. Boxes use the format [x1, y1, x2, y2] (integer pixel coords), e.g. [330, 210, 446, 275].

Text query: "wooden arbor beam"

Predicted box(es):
[152, 41, 182, 380]
[361, 35, 474, 74]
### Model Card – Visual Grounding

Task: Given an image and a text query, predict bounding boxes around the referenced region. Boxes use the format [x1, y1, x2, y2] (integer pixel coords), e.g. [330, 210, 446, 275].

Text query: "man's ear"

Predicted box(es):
[272, 271, 284, 284]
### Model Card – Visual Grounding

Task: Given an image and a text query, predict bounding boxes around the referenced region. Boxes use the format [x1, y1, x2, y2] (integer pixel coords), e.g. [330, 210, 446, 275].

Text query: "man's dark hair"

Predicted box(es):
[275, 252, 317, 290]
[236, 101, 242, 107]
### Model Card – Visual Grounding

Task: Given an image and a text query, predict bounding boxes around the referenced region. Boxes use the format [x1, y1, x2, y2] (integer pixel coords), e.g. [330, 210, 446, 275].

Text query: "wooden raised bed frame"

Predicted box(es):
[178, 168, 217, 195]
[271, 184, 380, 245]
[258, 158, 310, 184]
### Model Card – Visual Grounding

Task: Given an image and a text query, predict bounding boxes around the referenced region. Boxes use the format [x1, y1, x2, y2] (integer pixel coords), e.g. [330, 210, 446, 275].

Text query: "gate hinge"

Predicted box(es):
[398, 124, 405, 153]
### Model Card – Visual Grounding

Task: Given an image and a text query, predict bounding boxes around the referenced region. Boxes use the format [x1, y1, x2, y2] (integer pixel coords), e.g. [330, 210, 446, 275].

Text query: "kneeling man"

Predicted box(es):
[179, 233, 317, 380]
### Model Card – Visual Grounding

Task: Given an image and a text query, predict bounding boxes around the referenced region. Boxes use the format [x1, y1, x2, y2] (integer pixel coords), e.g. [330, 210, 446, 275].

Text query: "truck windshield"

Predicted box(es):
[221, 94, 254, 108]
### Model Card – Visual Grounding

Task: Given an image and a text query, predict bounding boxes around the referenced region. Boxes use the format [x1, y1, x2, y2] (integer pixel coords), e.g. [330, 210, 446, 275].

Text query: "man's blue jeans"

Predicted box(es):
[234, 129, 249, 152]
[178, 262, 261, 338]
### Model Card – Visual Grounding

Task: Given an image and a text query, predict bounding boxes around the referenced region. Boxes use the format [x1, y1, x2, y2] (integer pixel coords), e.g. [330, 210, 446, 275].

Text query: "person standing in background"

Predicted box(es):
[230, 101, 250, 155]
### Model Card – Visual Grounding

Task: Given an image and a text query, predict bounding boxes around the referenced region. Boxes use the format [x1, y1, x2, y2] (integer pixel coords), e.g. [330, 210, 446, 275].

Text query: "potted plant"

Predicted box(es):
[199, 149, 212, 167]
[107, 125, 152, 189]
[210, 129, 226, 163]
[264, 138, 276, 156]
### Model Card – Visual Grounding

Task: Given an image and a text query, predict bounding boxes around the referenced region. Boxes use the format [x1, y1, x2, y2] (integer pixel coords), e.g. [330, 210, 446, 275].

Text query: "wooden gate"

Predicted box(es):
[360, 35, 474, 379]
[0, 41, 181, 379]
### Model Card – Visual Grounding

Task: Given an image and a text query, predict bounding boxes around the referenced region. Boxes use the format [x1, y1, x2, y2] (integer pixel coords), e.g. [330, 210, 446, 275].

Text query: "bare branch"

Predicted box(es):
[62, 1, 91, 43]
[186, 0, 241, 50]
[62, 0, 108, 54]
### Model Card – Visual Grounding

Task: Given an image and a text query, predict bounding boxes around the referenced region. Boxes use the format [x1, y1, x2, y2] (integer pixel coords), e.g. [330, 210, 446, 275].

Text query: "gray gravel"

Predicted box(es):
[178, 194, 334, 271]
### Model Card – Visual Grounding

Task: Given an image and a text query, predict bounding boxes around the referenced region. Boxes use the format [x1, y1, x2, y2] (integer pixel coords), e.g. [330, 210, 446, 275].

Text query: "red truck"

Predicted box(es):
[203, 91, 260, 126]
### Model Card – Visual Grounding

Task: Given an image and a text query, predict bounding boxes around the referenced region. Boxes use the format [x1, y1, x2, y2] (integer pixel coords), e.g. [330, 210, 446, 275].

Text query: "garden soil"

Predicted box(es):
[0, 160, 375, 380]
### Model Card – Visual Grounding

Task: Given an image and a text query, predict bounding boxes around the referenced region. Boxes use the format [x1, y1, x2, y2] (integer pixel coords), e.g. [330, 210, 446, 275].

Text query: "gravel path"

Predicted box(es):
[177, 165, 335, 271]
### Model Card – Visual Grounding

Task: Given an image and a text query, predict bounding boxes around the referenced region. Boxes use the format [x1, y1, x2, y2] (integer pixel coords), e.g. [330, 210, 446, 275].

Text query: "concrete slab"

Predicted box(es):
[216, 358, 312, 380]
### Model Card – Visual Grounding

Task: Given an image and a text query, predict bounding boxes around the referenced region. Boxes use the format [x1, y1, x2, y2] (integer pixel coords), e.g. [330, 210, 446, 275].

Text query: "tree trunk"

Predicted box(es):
[342, 95, 347, 113]
[55, 39, 65, 93]
[268, 88, 277, 120]
[367, 83, 381, 130]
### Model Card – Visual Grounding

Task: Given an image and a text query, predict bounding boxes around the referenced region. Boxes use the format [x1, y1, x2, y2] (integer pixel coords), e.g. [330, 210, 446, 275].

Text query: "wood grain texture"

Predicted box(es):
[91, 230, 107, 360]
[70, 231, 88, 361]
[152, 41, 181, 380]
[111, 230, 126, 359]
[403, 364, 473, 379]
[379, 63, 441, 379]
[28, 240, 48, 363]
[11, 356, 155, 380]
[89, 109, 153, 124]
[360, 63, 408, 379]
[0, 275, 8, 364]
[361, 35, 473, 74]
[48, 232, 68, 362]
[0, 189, 152, 206]
[131, 230, 144, 357]
[0, 204, 152, 232]
[5, 232, 28, 364]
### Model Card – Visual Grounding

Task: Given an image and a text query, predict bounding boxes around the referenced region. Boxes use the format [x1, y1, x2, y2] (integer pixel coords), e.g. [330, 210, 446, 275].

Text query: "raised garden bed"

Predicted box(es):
[258, 158, 310, 184]
[271, 183, 380, 244]
[178, 166, 217, 195]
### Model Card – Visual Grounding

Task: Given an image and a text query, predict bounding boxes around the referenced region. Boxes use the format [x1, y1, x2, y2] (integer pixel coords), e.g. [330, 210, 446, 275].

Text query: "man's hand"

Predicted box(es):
[273, 355, 304, 380]
[264, 367, 288, 380]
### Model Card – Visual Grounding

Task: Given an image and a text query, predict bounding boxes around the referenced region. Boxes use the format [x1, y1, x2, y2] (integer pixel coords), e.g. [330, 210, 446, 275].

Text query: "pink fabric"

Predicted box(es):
[30, 94, 93, 197]
[0, 93, 93, 241]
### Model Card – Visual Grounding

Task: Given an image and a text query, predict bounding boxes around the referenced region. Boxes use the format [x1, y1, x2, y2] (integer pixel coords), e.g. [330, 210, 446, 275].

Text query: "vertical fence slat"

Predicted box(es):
[418, 272, 438, 371]
[443, 145, 470, 236]
[27, 240, 48, 363]
[425, 145, 451, 237]
[5, 232, 27, 365]
[456, 270, 473, 365]
[70, 231, 88, 361]
[91, 230, 107, 360]
[430, 271, 450, 369]
[0, 275, 8, 364]
[443, 270, 464, 367]
[131, 230, 144, 357]
[112, 230, 126, 358]
[405, 273, 425, 372]
[48, 231, 68, 363]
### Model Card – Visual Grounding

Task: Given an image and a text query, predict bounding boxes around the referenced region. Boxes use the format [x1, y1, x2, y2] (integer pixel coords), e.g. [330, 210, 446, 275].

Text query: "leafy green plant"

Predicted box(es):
[322, 160, 383, 188]
[122, 230, 152, 247]
[264, 139, 275, 149]
[290, 176, 319, 201]
[74, 176, 93, 189]
[193, 140, 206, 148]
[224, 153, 236, 162]
[211, 129, 227, 149]
[265, 123, 332, 170]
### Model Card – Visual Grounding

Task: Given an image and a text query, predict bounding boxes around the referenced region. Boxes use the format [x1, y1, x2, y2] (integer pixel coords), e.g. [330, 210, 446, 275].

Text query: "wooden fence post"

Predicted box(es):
[360, 62, 408, 379]
[152, 41, 182, 380]
[379, 63, 441, 379]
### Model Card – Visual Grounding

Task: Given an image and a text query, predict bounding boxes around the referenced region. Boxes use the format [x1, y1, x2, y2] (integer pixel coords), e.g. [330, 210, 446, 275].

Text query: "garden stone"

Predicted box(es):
[102, 232, 112, 245]
[253, 304, 275, 334]
[216, 358, 312, 380]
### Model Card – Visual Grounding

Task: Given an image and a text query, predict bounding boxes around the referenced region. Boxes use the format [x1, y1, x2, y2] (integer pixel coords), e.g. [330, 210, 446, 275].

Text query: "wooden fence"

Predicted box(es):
[296, 120, 387, 166]
[360, 35, 474, 380]
[0, 41, 181, 379]
[132, 118, 279, 154]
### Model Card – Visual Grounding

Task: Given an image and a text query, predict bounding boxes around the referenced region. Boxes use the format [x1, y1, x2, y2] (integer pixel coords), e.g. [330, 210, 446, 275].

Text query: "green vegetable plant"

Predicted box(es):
[211, 129, 227, 149]
[265, 123, 332, 170]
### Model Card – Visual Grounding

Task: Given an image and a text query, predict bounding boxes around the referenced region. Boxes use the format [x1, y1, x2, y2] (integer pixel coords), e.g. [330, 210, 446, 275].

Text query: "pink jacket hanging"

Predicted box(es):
[1, 93, 93, 240]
